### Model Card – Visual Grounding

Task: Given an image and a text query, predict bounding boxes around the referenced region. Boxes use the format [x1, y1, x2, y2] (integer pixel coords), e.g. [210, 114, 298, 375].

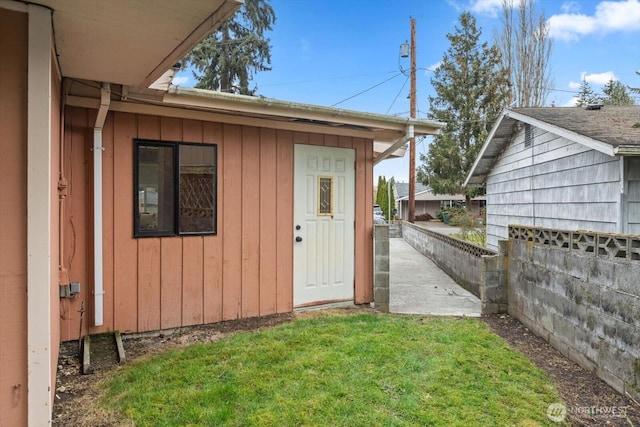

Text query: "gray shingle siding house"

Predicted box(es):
[465, 106, 640, 251]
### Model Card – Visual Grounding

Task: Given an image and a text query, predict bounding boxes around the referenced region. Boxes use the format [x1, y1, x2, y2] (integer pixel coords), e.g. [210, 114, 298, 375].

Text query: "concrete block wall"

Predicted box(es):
[401, 222, 506, 313]
[388, 220, 402, 238]
[481, 240, 508, 314]
[374, 225, 389, 312]
[507, 225, 640, 400]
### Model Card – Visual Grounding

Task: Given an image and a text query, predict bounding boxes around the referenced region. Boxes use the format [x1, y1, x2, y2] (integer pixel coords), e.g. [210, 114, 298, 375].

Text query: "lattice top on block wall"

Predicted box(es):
[404, 222, 496, 257]
[508, 225, 640, 262]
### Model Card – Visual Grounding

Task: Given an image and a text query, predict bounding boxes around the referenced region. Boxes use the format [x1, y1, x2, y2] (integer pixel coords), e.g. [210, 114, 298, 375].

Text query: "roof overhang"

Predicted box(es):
[398, 190, 486, 202]
[36, 0, 241, 89]
[65, 85, 443, 160]
[163, 87, 444, 144]
[464, 108, 619, 186]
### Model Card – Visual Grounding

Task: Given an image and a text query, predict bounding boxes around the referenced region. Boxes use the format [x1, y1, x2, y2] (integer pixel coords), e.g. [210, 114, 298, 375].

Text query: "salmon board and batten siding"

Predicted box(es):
[0, 9, 28, 425]
[60, 107, 374, 340]
[485, 125, 621, 250]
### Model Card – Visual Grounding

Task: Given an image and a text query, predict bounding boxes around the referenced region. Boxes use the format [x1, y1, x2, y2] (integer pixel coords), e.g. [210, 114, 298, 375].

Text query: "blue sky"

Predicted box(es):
[175, 0, 640, 184]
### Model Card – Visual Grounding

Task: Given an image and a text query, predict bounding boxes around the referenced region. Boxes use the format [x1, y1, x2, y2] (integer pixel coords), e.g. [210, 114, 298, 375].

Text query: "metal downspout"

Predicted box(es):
[93, 83, 110, 326]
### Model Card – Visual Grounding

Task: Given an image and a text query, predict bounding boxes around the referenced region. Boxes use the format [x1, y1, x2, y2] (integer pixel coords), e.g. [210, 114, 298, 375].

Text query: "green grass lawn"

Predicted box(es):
[104, 312, 566, 426]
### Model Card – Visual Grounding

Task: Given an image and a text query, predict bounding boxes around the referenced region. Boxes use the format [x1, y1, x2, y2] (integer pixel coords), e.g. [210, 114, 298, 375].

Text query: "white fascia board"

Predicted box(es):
[463, 111, 508, 187]
[164, 87, 444, 138]
[139, 0, 242, 89]
[27, 4, 53, 425]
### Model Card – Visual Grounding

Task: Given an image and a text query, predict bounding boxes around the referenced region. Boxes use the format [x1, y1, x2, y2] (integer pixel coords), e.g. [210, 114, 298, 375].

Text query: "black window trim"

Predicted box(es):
[134, 138, 217, 238]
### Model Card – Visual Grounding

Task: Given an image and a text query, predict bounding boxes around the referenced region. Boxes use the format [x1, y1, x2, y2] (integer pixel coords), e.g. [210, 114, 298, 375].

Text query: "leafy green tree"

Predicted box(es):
[602, 79, 634, 106]
[575, 78, 599, 107]
[419, 12, 509, 201]
[184, 0, 275, 94]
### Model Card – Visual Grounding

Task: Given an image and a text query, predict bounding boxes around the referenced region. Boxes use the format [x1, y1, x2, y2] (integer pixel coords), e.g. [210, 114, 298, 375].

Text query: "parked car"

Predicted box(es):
[373, 205, 386, 224]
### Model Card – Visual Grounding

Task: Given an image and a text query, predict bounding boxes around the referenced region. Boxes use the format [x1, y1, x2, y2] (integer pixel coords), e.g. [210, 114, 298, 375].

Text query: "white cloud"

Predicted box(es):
[568, 71, 617, 90]
[561, 1, 581, 13]
[447, 0, 463, 11]
[172, 75, 191, 86]
[583, 71, 617, 85]
[548, 14, 597, 41]
[424, 61, 442, 74]
[469, 0, 504, 17]
[548, 0, 640, 41]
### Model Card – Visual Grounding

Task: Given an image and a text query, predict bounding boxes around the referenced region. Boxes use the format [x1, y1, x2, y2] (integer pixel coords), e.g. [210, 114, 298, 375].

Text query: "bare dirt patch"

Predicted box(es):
[53, 309, 639, 426]
[483, 314, 640, 427]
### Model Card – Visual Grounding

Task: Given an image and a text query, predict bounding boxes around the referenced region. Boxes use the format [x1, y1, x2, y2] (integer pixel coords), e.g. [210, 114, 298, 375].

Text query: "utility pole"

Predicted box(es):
[408, 18, 417, 223]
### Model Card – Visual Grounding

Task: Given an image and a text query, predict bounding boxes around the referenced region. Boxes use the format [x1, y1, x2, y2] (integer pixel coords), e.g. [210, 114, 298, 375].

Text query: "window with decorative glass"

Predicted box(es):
[134, 140, 217, 237]
[318, 176, 333, 215]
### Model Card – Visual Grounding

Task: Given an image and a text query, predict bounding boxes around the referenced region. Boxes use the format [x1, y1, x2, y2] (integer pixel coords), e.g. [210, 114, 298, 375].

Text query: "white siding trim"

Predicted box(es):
[619, 157, 628, 234]
[27, 4, 53, 426]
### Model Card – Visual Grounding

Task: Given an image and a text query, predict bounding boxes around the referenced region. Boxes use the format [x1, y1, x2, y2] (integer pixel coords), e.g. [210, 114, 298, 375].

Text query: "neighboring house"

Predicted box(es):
[465, 106, 640, 250]
[395, 184, 485, 220]
[0, 1, 443, 424]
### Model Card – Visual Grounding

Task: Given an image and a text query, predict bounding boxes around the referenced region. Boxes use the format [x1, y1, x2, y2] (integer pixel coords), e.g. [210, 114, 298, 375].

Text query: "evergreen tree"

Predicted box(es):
[418, 12, 509, 201]
[602, 79, 634, 106]
[575, 78, 599, 107]
[376, 176, 388, 219]
[387, 180, 396, 220]
[184, 0, 275, 94]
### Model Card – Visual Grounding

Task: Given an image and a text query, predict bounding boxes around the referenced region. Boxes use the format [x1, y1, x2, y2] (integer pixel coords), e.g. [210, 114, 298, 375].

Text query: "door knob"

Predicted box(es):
[295, 236, 303, 242]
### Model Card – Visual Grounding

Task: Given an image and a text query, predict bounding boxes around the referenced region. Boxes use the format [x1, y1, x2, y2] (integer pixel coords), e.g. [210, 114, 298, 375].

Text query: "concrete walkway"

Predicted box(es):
[389, 238, 481, 317]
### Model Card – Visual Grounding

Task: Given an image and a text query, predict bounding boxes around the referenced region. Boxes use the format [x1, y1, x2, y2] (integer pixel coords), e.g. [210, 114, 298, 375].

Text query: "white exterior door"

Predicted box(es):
[293, 144, 355, 307]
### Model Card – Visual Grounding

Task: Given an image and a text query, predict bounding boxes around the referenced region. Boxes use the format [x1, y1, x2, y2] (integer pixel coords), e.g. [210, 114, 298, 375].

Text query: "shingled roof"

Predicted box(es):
[512, 106, 640, 147]
[394, 182, 430, 200]
[465, 106, 640, 186]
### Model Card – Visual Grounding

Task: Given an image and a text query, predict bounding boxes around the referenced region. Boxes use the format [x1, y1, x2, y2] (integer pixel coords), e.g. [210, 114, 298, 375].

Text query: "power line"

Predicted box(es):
[259, 70, 400, 88]
[331, 72, 403, 107]
[386, 76, 410, 115]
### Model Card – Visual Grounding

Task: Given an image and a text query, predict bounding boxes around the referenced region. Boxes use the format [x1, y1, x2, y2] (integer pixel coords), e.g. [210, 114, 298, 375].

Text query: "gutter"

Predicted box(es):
[373, 125, 414, 165]
[614, 145, 640, 156]
[93, 83, 110, 326]
[165, 86, 444, 137]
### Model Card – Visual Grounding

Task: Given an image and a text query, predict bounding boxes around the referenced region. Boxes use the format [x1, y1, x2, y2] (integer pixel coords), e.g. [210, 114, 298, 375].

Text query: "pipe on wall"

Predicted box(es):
[59, 80, 68, 287]
[93, 83, 110, 326]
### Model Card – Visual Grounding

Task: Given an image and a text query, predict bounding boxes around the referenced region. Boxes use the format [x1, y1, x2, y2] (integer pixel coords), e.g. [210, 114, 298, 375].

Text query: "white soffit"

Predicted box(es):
[374, 141, 407, 159]
[40, 0, 241, 88]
